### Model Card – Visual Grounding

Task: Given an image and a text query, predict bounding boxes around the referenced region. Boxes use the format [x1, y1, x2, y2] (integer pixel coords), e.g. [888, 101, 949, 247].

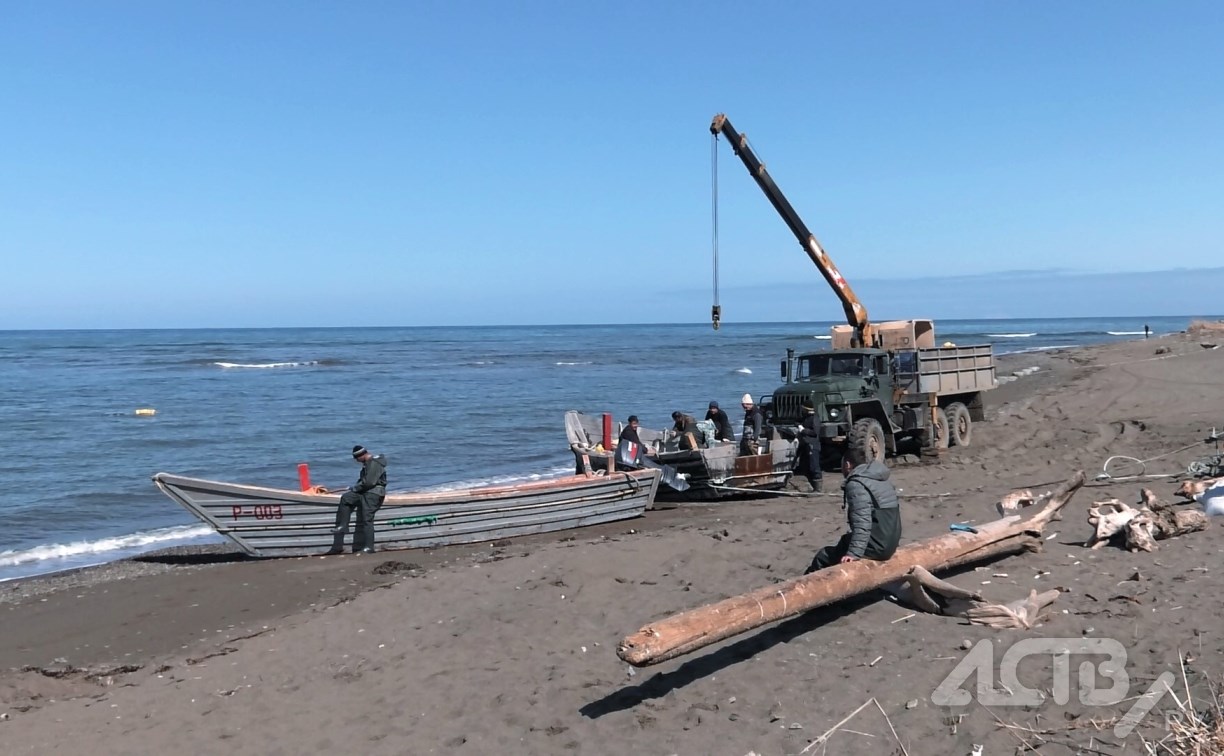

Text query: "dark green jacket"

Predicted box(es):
[352, 454, 387, 497]
[843, 460, 901, 559]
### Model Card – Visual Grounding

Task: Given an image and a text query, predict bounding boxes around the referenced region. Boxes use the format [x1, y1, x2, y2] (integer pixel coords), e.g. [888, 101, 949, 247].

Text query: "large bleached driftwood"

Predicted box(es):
[617, 471, 1086, 667]
[1087, 488, 1209, 552]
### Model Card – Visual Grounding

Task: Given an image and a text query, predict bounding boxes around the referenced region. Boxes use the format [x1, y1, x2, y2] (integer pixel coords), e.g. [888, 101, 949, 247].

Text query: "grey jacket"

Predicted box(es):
[843, 460, 901, 559]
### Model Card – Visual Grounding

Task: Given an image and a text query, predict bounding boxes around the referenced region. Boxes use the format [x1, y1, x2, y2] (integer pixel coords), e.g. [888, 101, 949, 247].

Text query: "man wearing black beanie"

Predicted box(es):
[327, 445, 387, 554]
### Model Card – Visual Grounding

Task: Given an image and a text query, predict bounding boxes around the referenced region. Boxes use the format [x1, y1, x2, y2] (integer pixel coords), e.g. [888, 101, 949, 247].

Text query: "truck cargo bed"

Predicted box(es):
[912, 344, 996, 395]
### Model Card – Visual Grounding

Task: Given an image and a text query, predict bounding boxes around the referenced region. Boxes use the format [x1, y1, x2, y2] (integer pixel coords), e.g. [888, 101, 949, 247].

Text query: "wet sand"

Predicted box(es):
[3, 332, 1223, 755]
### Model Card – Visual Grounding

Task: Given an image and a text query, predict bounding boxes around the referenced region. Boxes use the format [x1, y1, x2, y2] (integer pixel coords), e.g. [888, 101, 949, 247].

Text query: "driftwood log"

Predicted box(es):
[616, 470, 1086, 667]
[1087, 488, 1209, 552]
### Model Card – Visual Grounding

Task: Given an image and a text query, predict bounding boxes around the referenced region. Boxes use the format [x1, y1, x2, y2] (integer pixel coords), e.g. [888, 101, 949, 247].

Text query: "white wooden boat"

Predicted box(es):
[152, 468, 661, 557]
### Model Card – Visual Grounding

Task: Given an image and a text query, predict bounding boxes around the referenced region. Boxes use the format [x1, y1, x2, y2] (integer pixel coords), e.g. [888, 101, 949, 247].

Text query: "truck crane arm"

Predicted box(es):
[710, 113, 872, 348]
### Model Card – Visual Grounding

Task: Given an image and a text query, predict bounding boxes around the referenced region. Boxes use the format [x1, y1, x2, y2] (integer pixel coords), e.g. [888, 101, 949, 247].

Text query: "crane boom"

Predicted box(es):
[710, 113, 872, 348]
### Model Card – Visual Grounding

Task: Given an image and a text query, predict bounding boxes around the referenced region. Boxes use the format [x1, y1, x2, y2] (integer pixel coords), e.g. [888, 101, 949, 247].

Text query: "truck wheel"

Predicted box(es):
[946, 402, 972, 447]
[849, 418, 886, 463]
[931, 408, 950, 450]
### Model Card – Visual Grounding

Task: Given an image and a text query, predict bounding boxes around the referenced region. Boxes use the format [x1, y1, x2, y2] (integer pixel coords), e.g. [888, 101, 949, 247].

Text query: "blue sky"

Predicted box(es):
[2, 2, 1221, 329]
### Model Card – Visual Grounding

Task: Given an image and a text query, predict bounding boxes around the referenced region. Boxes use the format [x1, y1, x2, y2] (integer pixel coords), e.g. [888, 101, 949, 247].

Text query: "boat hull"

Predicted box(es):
[565, 410, 797, 501]
[152, 469, 661, 558]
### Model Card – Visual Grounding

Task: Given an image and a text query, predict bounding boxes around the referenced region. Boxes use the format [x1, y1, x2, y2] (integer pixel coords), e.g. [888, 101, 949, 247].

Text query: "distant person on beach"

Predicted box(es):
[740, 393, 765, 455]
[804, 447, 900, 573]
[705, 401, 735, 442]
[324, 445, 387, 554]
[1145, 324, 1150, 339]
[796, 399, 823, 493]
[671, 411, 704, 450]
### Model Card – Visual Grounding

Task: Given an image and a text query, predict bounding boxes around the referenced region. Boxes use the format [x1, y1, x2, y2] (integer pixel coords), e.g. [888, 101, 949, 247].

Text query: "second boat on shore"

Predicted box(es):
[564, 410, 798, 502]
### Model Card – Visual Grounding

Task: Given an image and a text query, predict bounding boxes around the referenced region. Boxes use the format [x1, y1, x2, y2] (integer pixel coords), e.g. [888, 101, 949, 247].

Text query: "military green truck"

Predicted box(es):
[709, 114, 997, 463]
[768, 319, 996, 463]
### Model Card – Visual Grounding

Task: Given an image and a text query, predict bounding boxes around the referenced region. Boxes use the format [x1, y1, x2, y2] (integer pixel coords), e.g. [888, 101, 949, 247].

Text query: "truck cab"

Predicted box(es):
[774, 348, 896, 444]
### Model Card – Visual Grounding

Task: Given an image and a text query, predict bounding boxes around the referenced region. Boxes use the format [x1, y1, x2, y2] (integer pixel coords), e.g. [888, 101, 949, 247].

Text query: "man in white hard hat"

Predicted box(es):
[740, 393, 765, 455]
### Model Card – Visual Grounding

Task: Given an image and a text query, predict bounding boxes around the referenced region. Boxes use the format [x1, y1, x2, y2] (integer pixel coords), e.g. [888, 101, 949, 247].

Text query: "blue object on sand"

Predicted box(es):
[949, 522, 979, 534]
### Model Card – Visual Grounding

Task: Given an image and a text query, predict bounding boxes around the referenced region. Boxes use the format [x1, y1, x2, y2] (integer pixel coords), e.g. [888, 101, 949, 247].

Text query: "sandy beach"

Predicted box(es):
[4, 332, 1224, 755]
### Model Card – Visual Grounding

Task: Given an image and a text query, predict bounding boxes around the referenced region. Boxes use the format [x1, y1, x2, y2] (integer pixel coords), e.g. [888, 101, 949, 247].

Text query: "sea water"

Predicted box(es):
[0, 316, 1203, 580]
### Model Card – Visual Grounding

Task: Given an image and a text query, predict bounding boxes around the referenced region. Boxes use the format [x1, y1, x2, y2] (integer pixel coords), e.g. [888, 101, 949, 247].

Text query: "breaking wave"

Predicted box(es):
[987, 333, 1037, 338]
[215, 360, 318, 369]
[1003, 344, 1082, 355]
[0, 524, 218, 579]
[1107, 331, 1146, 336]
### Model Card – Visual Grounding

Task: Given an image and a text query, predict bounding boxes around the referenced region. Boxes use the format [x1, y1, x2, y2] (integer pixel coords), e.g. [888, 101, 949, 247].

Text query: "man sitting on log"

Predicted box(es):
[805, 447, 901, 572]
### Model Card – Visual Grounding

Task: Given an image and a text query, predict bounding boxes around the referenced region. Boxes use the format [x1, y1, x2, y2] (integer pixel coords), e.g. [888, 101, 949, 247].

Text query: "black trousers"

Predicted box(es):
[335, 491, 384, 552]
[805, 532, 895, 574]
[797, 438, 822, 485]
[805, 533, 852, 573]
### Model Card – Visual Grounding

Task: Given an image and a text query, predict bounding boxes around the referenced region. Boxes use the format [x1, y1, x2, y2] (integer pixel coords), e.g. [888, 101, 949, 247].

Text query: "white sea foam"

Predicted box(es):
[555, 361, 593, 366]
[1106, 331, 1146, 336]
[1005, 344, 1080, 355]
[0, 524, 217, 570]
[215, 361, 318, 369]
[987, 333, 1037, 338]
[414, 465, 574, 493]
[734, 367, 752, 374]
[814, 335, 832, 340]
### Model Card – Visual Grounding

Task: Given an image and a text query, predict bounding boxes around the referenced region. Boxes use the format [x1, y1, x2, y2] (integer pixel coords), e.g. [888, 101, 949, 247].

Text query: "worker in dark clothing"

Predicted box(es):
[705, 401, 735, 442]
[796, 400, 823, 493]
[620, 415, 644, 447]
[804, 448, 901, 573]
[739, 393, 765, 455]
[326, 445, 387, 554]
[617, 415, 655, 464]
[671, 411, 704, 450]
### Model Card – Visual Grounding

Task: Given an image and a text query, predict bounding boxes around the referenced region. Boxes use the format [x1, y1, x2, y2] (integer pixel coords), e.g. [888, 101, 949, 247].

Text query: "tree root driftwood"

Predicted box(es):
[1086, 488, 1209, 552]
[884, 566, 1061, 630]
[616, 470, 1086, 667]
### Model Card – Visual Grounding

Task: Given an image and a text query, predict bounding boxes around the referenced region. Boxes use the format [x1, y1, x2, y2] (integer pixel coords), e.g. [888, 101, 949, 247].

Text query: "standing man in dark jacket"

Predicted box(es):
[739, 393, 765, 455]
[805, 448, 901, 573]
[797, 400, 823, 492]
[327, 445, 387, 554]
[705, 401, 735, 442]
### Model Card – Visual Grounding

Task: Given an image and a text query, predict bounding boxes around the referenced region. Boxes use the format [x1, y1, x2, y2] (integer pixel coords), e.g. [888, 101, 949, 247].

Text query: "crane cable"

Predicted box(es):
[710, 131, 721, 330]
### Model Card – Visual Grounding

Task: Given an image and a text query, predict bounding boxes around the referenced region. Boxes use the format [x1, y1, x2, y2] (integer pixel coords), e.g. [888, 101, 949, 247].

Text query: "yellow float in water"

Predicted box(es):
[134, 408, 157, 416]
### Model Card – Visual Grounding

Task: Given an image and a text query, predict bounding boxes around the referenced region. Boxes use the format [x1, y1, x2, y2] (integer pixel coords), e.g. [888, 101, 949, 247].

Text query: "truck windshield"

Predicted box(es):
[798, 354, 866, 379]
